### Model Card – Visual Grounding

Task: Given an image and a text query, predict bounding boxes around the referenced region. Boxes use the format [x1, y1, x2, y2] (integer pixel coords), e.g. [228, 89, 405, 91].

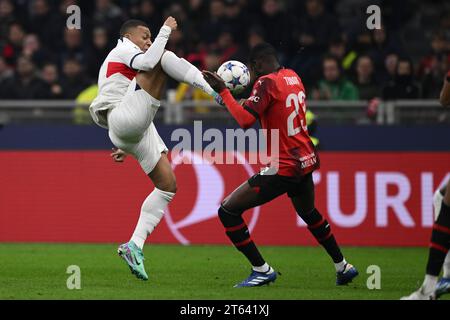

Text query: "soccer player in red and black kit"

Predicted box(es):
[202, 43, 358, 287]
[402, 70, 450, 300]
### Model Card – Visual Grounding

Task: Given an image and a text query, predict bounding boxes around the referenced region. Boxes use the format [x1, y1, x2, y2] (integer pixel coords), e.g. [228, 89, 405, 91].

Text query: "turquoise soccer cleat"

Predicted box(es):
[117, 241, 148, 281]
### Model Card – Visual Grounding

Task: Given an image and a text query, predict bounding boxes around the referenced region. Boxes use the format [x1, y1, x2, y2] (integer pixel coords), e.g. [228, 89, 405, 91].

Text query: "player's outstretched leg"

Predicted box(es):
[218, 181, 281, 287]
[291, 174, 358, 286]
[108, 65, 168, 147]
[118, 153, 177, 281]
[402, 182, 450, 300]
[160, 51, 223, 104]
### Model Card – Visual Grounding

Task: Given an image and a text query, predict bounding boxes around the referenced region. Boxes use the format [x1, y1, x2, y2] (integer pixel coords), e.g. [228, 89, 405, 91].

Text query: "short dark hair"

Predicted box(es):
[248, 42, 279, 64]
[322, 54, 339, 65]
[357, 54, 373, 63]
[120, 19, 149, 37]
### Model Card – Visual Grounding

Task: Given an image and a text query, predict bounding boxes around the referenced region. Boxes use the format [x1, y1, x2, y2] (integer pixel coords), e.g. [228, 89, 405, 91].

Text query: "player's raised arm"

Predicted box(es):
[202, 71, 257, 129]
[440, 70, 450, 107]
[126, 17, 177, 71]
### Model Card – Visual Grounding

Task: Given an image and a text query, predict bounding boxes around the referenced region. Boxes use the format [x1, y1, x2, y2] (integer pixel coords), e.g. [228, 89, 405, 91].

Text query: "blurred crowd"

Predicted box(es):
[0, 0, 449, 102]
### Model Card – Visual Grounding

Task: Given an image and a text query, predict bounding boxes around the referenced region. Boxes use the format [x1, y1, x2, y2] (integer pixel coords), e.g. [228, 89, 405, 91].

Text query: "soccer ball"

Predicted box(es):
[217, 60, 250, 95]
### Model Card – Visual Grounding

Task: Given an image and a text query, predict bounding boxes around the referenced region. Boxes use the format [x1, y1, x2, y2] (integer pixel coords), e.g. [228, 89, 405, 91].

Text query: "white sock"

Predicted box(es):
[422, 274, 438, 294]
[161, 51, 215, 96]
[253, 263, 274, 274]
[335, 259, 347, 272]
[443, 252, 450, 278]
[130, 188, 175, 249]
[433, 189, 444, 220]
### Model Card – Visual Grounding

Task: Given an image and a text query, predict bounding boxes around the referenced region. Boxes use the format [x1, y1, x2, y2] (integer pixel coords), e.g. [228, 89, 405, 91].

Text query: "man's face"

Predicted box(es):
[306, 0, 322, 16]
[248, 33, 263, 49]
[64, 29, 82, 49]
[357, 57, 373, 78]
[17, 57, 34, 77]
[96, 0, 110, 11]
[9, 24, 25, 46]
[249, 60, 262, 81]
[373, 28, 386, 44]
[263, 0, 279, 16]
[385, 54, 398, 75]
[218, 32, 233, 49]
[63, 60, 81, 78]
[126, 26, 152, 52]
[0, 0, 14, 18]
[0, 58, 6, 73]
[323, 59, 339, 82]
[24, 35, 40, 52]
[93, 28, 108, 49]
[397, 61, 411, 76]
[205, 54, 220, 71]
[42, 65, 58, 83]
[329, 43, 345, 59]
[431, 37, 445, 53]
[33, 0, 49, 16]
[210, 0, 225, 18]
[141, 0, 154, 15]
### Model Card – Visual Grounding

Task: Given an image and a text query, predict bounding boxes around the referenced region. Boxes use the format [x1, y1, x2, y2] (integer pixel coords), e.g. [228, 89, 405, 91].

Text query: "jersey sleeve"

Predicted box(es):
[220, 89, 257, 129]
[242, 77, 274, 119]
[121, 25, 172, 71]
[117, 44, 143, 69]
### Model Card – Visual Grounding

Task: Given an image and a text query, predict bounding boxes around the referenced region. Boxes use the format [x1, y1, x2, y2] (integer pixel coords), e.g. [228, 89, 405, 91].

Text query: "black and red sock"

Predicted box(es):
[218, 206, 265, 267]
[301, 209, 344, 263]
[426, 201, 450, 276]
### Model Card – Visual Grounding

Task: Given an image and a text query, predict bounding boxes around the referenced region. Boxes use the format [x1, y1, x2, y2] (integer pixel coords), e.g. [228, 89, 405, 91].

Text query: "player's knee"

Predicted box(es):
[163, 180, 178, 194]
[169, 180, 178, 194]
[220, 197, 239, 213]
[218, 205, 228, 222]
[221, 196, 230, 209]
[154, 177, 177, 194]
[218, 204, 242, 225]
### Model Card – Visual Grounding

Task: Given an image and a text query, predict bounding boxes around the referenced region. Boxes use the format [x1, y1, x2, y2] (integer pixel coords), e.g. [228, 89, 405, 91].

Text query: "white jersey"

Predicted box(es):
[89, 25, 172, 128]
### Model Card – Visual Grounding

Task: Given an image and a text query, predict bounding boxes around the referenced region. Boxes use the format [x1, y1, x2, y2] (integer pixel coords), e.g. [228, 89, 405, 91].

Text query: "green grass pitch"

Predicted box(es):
[0, 243, 447, 300]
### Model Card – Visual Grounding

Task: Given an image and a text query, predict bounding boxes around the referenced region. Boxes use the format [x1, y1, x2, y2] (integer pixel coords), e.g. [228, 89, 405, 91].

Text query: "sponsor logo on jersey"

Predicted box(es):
[248, 96, 260, 103]
[299, 152, 318, 169]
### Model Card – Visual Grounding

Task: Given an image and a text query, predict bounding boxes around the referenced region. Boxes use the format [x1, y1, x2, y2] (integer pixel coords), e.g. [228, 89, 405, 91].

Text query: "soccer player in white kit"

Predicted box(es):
[89, 18, 222, 281]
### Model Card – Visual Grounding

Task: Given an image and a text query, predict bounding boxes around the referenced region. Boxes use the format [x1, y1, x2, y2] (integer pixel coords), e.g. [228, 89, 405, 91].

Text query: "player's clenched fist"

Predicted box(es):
[111, 148, 127, 163]
[164, 16, 177, 30]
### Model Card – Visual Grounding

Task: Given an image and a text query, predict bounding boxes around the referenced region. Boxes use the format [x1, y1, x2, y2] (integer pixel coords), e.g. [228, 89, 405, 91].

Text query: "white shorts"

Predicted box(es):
[107, 81, 168, 174]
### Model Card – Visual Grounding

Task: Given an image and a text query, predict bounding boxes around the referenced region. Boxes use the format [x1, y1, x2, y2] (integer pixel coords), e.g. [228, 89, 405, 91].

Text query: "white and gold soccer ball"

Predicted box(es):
[217, 60, 251, 95]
